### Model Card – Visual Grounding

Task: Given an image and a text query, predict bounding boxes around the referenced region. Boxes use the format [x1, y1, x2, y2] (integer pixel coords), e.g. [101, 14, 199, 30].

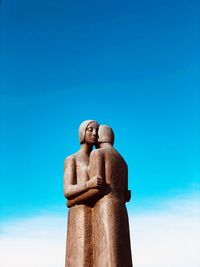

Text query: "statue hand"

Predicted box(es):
[86, 176, 104, 189]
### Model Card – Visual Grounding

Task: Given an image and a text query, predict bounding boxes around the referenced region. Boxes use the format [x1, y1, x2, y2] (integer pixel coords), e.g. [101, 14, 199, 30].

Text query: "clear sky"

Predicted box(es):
[0, 1, 200, 266]
[1, 0, 200, 217]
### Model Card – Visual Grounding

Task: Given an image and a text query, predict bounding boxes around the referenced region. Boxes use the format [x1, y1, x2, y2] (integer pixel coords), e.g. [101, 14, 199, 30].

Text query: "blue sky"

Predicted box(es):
[1, 0, 199, 219]
[1, 1, 200, 266]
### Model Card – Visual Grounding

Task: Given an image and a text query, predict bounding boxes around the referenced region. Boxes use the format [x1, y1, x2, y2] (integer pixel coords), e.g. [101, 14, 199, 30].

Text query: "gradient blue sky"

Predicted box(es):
[0, 0, 199, 220]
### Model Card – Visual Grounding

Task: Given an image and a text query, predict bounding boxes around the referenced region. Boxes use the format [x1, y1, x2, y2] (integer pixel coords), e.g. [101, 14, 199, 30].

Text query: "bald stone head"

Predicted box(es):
[98, 125, 114, 145]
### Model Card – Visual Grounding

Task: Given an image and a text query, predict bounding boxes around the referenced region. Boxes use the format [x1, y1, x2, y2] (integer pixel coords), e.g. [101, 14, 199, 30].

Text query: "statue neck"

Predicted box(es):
[80, 143, 93, 155]
[99, 143, 113, 148]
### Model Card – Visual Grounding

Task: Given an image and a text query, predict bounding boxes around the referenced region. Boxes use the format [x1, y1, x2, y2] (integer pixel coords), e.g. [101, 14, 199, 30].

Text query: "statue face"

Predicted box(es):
[84, 122, 99, 144]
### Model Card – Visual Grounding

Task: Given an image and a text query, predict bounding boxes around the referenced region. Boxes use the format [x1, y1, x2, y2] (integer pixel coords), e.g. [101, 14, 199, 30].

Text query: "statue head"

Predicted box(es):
[98, 125, 114, 145]
[79, 120, 99, 144]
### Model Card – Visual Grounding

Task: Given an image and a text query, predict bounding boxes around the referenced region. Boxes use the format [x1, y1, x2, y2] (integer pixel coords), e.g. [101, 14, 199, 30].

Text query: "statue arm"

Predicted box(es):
[89, 151, 105, 183]
[63, 156, 88, 199]
[67, 188, 100, 207]
[67, 151, 105, 207]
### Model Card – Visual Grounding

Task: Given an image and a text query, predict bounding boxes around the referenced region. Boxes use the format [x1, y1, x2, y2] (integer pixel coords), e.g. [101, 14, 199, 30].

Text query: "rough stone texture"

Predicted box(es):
[64, 122, 132, 267]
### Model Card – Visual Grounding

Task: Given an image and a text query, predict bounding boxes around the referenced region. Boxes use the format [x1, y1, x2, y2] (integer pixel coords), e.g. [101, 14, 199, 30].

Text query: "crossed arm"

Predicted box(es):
[63, 156, 104, 207]
[64, 153, 131, 207]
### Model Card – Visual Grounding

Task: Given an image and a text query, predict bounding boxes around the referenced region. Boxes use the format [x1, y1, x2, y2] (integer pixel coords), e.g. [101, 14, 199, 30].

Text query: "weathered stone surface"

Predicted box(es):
[64, 121, 132, 267]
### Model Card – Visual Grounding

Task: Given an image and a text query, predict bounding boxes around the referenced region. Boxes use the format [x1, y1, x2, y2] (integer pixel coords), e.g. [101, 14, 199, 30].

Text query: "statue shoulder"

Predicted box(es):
[90, 148, 104, 158]
[112, 148, 128, 166]
[64, 153, 77, 165]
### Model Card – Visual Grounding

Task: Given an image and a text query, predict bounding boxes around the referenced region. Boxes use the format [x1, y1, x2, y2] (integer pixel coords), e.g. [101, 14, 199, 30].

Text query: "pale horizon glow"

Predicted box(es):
[1, 193, 199, 267]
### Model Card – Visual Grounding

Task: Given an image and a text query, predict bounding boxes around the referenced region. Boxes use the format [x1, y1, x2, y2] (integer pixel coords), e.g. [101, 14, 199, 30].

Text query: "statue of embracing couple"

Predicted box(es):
[64, 120, 133, 267]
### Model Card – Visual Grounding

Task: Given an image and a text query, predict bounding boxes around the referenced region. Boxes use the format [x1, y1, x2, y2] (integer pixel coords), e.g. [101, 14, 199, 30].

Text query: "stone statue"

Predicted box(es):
[64, 121, 132, 267]
[63, 120, 103, 267]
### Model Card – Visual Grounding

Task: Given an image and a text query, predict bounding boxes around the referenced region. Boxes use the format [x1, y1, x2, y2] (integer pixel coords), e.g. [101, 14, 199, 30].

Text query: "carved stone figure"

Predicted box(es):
[64, 121, 132, 267]
[64, 120, 103, 267]
[88, 125, 132, 267]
